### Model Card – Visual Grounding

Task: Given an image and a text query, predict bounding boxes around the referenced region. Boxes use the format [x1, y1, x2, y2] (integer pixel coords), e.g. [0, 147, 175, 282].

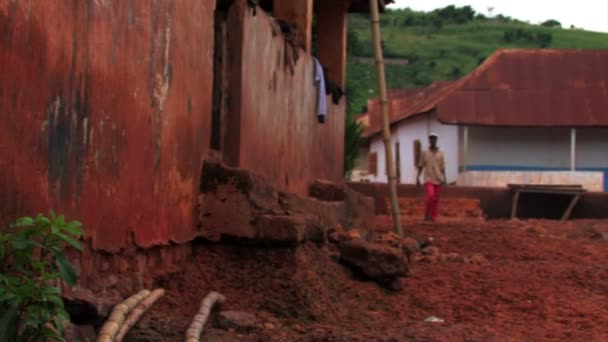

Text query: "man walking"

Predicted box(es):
[416, 133, 446, 222]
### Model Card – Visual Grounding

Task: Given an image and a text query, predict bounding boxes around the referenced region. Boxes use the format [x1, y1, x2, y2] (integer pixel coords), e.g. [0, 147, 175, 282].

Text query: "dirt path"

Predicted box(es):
[127, 219, 608, 341]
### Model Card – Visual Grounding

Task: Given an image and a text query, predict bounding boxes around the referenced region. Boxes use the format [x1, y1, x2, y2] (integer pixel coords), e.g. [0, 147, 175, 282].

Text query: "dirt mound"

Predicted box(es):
[122, 219, 608, 341]
[125, 242, 382, 341]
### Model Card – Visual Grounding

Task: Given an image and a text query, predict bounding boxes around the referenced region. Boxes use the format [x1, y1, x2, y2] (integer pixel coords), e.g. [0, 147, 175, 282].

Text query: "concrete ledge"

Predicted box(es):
[458, 171, 604, 192]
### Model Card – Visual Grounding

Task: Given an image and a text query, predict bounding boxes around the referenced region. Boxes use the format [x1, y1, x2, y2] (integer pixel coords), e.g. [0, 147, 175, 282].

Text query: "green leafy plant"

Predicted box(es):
[0, 212, 84, 342]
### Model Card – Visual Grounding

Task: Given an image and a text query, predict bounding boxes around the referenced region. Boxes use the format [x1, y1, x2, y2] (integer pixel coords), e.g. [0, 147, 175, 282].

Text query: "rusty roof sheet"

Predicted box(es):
[364, 80, 459, 136]
[438, 49, 608, 127]
[364, 49, 608, 136]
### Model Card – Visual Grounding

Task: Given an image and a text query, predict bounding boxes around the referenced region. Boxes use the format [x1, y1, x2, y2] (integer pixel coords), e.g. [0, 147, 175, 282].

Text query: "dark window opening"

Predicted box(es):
[259, 0, 273, 13]
[210, 4, 230, 151]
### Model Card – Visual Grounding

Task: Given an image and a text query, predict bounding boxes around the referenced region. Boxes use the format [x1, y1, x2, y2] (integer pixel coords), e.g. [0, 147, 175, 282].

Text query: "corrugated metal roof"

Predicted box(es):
[438, 49, 608, 127]
[364, 49, 608, 136]
[364, 80, 459, 136]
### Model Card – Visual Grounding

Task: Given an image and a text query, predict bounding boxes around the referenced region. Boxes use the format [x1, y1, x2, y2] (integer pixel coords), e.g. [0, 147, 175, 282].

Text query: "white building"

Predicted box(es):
[357, 49, 608, 191]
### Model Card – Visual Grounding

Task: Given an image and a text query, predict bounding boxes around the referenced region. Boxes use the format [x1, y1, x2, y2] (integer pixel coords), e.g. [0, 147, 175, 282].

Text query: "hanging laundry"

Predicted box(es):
[313, 57, 327, 123]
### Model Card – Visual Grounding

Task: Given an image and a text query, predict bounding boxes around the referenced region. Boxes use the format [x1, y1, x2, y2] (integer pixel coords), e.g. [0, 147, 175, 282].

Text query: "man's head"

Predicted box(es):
[429, 133, 438, 148]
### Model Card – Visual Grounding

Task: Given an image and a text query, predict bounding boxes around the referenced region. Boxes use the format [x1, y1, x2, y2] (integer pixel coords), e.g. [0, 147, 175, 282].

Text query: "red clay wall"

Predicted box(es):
[0, 0, 214, 251]
[223, 1, 346, 195]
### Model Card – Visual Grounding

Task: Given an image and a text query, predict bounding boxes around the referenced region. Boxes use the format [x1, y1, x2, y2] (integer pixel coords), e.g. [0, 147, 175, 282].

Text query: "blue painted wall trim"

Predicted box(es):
[462, 165, 608, 191]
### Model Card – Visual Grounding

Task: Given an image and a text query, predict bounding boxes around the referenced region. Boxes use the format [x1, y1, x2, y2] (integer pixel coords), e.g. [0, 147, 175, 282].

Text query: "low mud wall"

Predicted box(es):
[348, 183, 608, 220]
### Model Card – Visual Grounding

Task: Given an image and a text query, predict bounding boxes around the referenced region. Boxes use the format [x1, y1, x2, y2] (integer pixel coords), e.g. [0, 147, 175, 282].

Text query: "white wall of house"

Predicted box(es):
[459, 126, 608, 191]
[367, 119, 608, 191]
[463, 127, 571, 169]
[576, 128, 608, 169]
[368, 113, 459, 184]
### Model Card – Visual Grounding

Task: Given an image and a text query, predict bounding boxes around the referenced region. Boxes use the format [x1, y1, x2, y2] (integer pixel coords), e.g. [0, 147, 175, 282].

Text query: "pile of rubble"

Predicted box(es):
[198, 162, 376, 245]
[373, 231, 489, 266]
[326, 225, 409, 291]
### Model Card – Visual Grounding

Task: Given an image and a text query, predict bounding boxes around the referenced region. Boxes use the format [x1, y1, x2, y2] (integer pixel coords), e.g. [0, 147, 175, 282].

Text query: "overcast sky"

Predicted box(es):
[388, 0, 608, 33]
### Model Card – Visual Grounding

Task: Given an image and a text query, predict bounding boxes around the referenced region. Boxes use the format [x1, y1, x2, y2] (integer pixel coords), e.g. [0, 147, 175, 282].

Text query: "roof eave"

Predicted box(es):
[349, 0, 394, 13]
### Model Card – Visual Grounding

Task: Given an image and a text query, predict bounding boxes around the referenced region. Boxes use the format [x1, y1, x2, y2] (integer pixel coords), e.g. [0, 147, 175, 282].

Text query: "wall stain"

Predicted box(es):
[149, 0, 173, 172]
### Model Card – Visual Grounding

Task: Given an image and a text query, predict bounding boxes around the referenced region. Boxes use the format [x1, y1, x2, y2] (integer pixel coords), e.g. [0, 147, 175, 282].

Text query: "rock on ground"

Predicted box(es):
[216, 311, 259, 332]
[421, 246, 440, 257]
[339, 238, 409, 289]
[402, 237, 421, 253]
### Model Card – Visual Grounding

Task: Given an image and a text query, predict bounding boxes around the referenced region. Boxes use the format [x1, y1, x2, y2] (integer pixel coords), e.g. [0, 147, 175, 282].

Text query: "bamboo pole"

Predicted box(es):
[97, 290, 151, 342]
[184, 291, 227, 342]
[368, 0, 403, 243]
[115, 289, 166, 341]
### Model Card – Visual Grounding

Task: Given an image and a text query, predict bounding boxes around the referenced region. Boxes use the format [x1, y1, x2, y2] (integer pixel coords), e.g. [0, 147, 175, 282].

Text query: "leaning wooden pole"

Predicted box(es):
[368, 0, 403, 243]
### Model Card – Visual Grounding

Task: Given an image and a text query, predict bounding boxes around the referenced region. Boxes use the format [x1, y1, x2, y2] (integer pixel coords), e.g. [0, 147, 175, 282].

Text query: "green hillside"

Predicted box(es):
[346, 7, 608, 118]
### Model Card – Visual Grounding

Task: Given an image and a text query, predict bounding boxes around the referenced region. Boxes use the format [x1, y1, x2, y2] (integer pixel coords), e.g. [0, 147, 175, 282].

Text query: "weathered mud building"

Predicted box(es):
[0, 0, 389, 277]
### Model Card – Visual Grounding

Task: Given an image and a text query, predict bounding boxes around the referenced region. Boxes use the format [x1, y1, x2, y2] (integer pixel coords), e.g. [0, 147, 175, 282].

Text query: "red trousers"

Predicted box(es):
[424, 183, 442, 221]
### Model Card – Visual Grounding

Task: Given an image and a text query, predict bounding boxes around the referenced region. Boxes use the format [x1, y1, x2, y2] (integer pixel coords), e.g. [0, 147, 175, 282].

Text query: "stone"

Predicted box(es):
[469, 254, 489, 265]
[217, 311, 259, 332]
[420, 237, 434, 249]
[344, 187, 376, 232]
[200, 185, 256, 240]
[309, 179, 346, 202]
[421, 246, 440, 257]
[588, 227, 608, 241]
[328, 231, 340, 243]
[402, 237, 421, 253]
[255, 215, 306, 243]
[292, 324, 306, 334]
[345, 230, 362, 240]
[382, 232, 402, 247]
[339, 239, 409, 285]
[199, 162, 351, 245]
[527, 226, 547, 235]
[264, 323, 276, 330]
[304, 223, 326, 243]
[418, 255, 440, 264]
[328, 224, 343, 243]
[446, 253, 465, 263]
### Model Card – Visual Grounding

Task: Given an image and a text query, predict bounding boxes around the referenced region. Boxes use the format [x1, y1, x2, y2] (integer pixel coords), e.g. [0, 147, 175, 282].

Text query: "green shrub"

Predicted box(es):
[0, 212, 84, 342]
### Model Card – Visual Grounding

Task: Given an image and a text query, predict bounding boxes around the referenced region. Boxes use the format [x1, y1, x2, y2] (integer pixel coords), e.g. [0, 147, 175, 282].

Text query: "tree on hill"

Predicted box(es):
[541, 19, 562, 28]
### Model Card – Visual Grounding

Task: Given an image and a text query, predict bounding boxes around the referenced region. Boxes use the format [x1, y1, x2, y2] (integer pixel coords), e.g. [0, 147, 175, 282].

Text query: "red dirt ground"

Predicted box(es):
[127, 218, 608, 341]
